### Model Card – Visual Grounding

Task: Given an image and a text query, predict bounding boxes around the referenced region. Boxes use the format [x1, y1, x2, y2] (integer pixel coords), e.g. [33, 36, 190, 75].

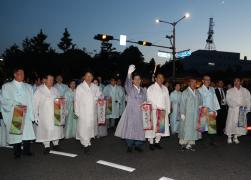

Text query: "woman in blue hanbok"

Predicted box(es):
[170, 83, 182, 134]
[64, 80, 77, 139]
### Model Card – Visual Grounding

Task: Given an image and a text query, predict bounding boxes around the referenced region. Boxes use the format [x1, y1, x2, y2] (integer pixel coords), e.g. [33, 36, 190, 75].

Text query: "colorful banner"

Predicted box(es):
[156, 109, 165, 133]
[246, 112, 251, 131]
[97, 99, 106, 125]
[9, 105, 27, 135]
[208, 112, 217, 134]
[54, 97, 66, 126]
[197, 107, 208, 133]
[106, 97, 112, 115]
[142, 103, 153, 130]
[238, 106, 248, 128]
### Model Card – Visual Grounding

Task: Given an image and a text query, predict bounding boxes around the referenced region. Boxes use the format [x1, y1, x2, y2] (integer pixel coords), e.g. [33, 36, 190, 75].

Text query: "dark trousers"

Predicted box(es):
[202, 132, 216, 145]
[125, 139, 144, 148]
[216, 105, 228, 135]
[13, 140, 31, 157]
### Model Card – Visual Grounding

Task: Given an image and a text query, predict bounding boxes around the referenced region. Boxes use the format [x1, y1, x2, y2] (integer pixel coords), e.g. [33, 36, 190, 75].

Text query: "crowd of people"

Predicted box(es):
[0, 65, 251, 159]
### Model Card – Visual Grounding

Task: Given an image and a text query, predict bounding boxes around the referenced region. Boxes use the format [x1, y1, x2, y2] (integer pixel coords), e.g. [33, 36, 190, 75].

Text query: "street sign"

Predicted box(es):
[157, 51, 171, 59]
[176, 50, 191, 58]
[120, 35, 127, 46]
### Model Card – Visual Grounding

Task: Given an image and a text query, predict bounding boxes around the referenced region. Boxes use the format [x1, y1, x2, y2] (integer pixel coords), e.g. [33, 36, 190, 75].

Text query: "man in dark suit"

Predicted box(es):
[215, 80, 228, 136]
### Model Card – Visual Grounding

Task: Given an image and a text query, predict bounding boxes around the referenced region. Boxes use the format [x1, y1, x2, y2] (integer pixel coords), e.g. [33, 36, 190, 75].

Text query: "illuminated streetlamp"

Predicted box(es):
[156, 13, 190, 81]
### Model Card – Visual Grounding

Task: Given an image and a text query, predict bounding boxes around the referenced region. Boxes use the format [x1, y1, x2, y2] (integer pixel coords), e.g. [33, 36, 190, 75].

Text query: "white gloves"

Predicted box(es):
[128, 65, 136, 75]
[181, 114, 185, 121]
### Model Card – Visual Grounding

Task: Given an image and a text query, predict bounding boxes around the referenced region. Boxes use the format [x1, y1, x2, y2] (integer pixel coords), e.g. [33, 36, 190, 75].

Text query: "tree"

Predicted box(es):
[30, 29, 50, 53]
[58, 28, 75, 52]
[22, 38, 32, 53]
[2, 44, 24, 76]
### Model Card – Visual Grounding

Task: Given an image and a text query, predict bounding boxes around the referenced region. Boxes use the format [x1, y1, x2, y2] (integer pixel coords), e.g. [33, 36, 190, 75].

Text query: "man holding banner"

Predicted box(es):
[1, 68, 35, 159]
[33, 74, 64, 154]
[225, 78, 251, 144]
[146, 72, 170, 150]
[198, 75, 220, 146]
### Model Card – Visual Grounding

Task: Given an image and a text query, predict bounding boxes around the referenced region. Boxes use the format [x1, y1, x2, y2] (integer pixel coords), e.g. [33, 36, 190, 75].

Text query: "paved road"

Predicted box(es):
[1, 132, 251, 180]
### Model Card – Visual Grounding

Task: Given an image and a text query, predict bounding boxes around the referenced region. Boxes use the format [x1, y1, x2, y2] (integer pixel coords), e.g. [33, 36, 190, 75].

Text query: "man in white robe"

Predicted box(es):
[54, 75, 69, 97]
[1, 68, 35, 158]
[225, 78, 251, 144]
[34, 74, 64, 154]
[146, 72, 170, 150]
[75, 71, 101, 153]
[198, 75, 220, 146]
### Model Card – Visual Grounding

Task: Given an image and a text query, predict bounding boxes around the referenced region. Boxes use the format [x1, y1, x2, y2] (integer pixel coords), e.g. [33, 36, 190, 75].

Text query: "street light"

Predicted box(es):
[156, 13, 190, 81]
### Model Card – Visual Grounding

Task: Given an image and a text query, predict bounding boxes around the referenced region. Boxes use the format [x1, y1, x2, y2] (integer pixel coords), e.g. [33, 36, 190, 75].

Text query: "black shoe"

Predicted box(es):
[84, 146, 90, 154]
[154, 143, 163, 150]
[43, 147, 50, 155]
[210, 142, 217, 147]
[14, 154, 21, 159]
[53, 145, 61, 151]
[180, 146, 187, 152]
[127, 147, 133, 153]
[149, 144, 155, 151]
[135, 146, 143, 152]
[189, 147, 196, 152]
[23, 151, 33, 156]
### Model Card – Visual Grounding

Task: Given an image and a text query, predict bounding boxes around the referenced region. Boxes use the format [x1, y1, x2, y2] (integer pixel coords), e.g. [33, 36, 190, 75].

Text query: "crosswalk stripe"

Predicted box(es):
[97, 160, 135, 172]
[49, 150, 78, 157]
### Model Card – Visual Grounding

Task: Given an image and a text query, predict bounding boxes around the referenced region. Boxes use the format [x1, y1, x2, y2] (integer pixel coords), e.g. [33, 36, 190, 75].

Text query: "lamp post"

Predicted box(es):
[156, 13, 190, 81]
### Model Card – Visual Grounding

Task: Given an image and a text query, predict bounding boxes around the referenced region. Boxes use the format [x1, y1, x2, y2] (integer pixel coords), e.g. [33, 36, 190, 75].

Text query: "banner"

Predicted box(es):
[54, 97, 66, 126]
[238, 106, 248, 128]
[97, 99, 106, 125]
[208, 111, 217, 134]
[246, 112, 251, 131]
[9, 105, 27, 135]
[106, 97, 112, 115]
[197, 107, 208, 133]
[156, 109, 165, 133]
[142, 103, 153, 130]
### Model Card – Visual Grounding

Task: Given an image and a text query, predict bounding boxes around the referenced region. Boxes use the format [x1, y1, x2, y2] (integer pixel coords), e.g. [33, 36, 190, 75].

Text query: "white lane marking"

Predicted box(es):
[1, 145, 23, 149]
[49, 150, 78, 157]
[159, 177, 174, 180]
[97, 160, 135, 172]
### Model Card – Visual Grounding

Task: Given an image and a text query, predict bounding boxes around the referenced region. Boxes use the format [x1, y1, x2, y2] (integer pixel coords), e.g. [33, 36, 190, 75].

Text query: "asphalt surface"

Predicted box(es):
[1, 131, 251, 180]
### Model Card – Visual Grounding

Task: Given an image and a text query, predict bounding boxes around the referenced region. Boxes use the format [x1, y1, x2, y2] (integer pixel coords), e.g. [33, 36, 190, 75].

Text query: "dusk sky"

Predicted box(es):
[1, 0, 251, 64]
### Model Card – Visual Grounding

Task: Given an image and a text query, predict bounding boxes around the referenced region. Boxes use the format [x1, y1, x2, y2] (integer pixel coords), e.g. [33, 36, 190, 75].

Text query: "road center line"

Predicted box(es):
[97, 160, 135, 172]
[159, 177, 175, 180]
[49, 150, 78, 157]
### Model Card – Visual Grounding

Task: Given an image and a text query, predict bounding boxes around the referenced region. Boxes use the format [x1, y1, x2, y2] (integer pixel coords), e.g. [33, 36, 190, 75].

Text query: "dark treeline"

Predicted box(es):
[1, 28, 167, 84]
[1, 28, 248, 86]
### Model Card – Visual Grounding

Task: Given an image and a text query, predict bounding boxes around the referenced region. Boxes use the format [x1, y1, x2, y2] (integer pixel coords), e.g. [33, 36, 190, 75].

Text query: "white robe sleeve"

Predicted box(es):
[33, 89, 41, 123]
[166, 89, 171, 114]
[1, 84, 15, 125]
[147, 86, 157, 109]
[245, 89, 251, 110]
[74, 88, 80, 117]
[226, 90, 240, 108]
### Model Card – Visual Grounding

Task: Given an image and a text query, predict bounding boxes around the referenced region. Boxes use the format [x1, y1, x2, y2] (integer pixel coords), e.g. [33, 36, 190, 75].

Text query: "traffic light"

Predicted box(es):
[138, 41, 152, 46]
[94, 34, 114, 42]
